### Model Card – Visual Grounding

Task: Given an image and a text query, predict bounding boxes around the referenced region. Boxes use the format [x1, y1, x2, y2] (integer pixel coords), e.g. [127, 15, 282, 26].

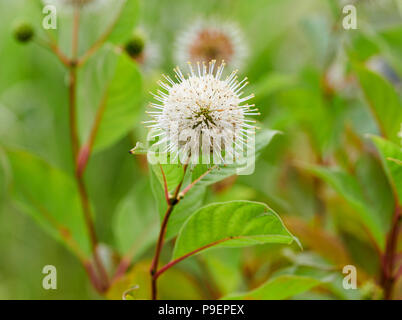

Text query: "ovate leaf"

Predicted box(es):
[107, 0, 140, 44]
[173, 201, 296, 259]
[371, 136, 402, 203]
[222, 275, 321, 300]
[93, 50, 142, 151]
[146, 129, 278, 190]
[201, 249, 243, 296]
[7, 150, 91, 256]
[191, 129, 280, 187]
[355, 154, 394, 229]
[355, 65, 402, 143]
[305, 165, 387, 248]
[79, 46, 142, 152]
[146, 127, 280, 240]
[113, 179, 159, 258]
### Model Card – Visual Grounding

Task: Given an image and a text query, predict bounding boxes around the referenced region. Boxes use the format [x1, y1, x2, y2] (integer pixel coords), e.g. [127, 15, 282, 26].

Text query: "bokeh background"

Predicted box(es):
[0, 0, 401, 299]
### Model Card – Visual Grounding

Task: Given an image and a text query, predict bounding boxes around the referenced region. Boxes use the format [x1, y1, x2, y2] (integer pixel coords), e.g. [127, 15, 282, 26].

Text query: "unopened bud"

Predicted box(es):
[13, 22, 34, 44]
[124, 33, 145, 59]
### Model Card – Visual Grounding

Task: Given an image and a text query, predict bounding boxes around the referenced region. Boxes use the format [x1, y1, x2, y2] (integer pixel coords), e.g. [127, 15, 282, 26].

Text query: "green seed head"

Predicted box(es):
[124, 33, 146, 59]
[13, 22, 34, 44]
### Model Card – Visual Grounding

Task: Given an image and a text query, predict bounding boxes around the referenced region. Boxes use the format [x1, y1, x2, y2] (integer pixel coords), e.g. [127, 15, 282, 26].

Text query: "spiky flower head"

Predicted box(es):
[175, 19, 248, 70]
[146, 60, 258, 164]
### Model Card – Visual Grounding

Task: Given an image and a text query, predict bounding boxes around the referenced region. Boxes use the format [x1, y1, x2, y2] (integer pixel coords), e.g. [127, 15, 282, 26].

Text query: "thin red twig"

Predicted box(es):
[180, 165, 217, 198]
[159, 165, 170, 204]
[77, 0, 127, 67]
[154, 237, 233, 279]
[149, 164, 188, 299]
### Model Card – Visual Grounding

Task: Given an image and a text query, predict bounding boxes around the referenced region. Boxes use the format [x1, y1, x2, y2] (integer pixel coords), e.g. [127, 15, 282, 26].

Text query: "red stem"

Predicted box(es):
[181, 165, 217, 197]
[160, 165, 170, 204]
[149, 164, 188, 300]
[77, 0, 126, 67]
[83, 261, 106, 294]
[381, 204, 401, 299]
[154, 238, 232, 279]
[68, 8, 109, 292]
[76, 91, 108, 177]
[68, 67, 80, 160]
[38, 2, 128, 294]
[150, 204, 175, 300]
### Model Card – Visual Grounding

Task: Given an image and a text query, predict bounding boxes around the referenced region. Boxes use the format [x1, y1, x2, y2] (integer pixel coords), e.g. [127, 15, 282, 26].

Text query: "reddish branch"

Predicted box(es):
[77, 0, 127, 67]
[149, 164, 188, 300]
[68, 68, 80, 160]
[381, 204, 401, 299]
[36, 0, 131, 294]
[76, 92, 109, 177]
[154, 238, 232, 279]
[150, 204, 175, 300]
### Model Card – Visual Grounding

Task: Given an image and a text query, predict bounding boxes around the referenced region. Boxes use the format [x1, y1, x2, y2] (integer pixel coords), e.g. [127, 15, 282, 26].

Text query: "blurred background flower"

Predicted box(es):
[174, 19, 248, 69]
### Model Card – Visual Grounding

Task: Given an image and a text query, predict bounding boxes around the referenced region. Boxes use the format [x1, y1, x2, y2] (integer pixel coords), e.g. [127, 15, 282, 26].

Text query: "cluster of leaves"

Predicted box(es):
[0, 0, 401, 300]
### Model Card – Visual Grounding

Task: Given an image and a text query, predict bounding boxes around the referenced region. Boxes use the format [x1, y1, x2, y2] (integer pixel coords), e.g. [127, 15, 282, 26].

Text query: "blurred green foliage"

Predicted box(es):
[0, 0, 401, 299]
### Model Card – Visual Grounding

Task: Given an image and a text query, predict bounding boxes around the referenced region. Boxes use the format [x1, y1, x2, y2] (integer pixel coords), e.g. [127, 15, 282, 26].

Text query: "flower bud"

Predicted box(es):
[124, 33, 146, 60]
[13, 22, 34, 44]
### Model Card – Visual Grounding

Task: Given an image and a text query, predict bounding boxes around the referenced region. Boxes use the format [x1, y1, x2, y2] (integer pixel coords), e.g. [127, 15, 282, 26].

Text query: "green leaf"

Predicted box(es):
[146, 129, 278, 239]
[108, 0, 140, 44]
[113, 179, 159, 258]
[347, 32, 380, 62]
[190, 129, 280, 187]
[172, 201, 295, 260]
[379, 26, 402, 76]
[7, 150, 91, 256]
[371, 136, 402, 203]
[151, 163, 184, 193]
[355, 154, 394, 229]
[148, 129, 279, 189]
[79, 46, 142, 152]
[251, 72, 297, 103]
[222, 275, 321, 300]
[354, 65, 402, 144]
[222, 253, 336, 300]
[201, 249, 243, 296]
[305, 165, 387, 248]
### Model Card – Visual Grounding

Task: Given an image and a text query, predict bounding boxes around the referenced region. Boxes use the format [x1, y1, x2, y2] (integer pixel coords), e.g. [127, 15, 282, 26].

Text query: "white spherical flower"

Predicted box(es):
[146, 61, 258, 164]
[175, 19, 248, 70]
